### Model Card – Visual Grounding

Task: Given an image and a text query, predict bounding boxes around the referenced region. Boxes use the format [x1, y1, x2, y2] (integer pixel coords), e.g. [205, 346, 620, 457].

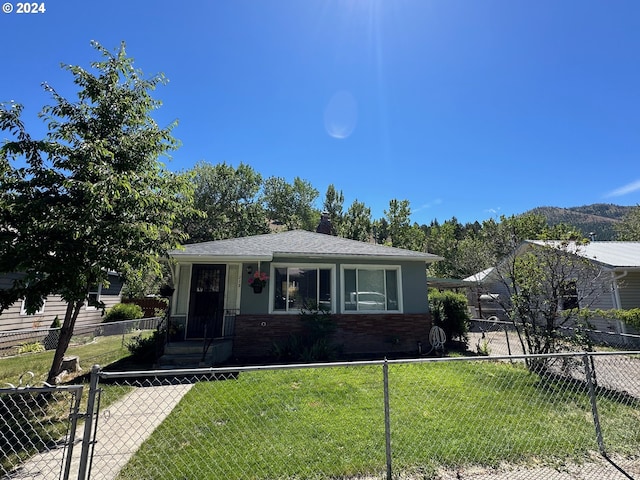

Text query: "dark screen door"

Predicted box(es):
[187, 265, 226, 339]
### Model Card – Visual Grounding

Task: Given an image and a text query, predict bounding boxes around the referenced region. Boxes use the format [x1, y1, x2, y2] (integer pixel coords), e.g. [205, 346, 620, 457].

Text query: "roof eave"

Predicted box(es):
[169, 254, 273, 263]
[275, 252, 443, 263]
[170, 252, 442, 264]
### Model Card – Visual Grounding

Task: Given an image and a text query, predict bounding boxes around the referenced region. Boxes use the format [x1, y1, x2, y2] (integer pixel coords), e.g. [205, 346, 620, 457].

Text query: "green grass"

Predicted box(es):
[0, 332, 153, 386]
[1, 333, 143, 475]
[116, 361, 640, 479]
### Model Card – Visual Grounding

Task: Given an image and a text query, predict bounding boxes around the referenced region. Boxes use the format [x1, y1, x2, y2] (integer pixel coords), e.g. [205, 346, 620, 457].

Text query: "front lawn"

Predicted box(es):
[0, 332, 147, 386]
[116, 360, 640, 479]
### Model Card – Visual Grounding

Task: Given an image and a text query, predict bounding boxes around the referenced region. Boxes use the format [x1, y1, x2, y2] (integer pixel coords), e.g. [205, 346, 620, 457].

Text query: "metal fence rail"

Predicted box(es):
[3, 352, 639, 479]
[0, 317, 163, 357]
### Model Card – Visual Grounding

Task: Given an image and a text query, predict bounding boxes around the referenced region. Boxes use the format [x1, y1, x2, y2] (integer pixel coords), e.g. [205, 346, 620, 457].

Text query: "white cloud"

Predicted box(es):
[413, 198, 443, 213]
[484, 207, 501, 216]
[605, 179, 640, 198]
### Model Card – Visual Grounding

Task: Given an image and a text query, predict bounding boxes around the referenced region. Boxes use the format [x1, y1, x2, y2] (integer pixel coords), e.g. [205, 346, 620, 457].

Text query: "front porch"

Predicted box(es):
[157, 308, 238, 368]
[157, 339, 233, 368]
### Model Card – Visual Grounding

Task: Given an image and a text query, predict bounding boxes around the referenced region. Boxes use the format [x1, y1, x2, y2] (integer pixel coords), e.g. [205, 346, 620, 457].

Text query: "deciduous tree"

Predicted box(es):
[486, 217, 602, 369]
[262, 176, 319, 230]
[616, 205, 640, 240]
[0, 42, 194, 384]
[184, 161, 268, 242]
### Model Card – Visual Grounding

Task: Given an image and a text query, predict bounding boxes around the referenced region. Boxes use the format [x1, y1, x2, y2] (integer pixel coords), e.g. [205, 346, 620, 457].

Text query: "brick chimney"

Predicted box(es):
[316, 211, 334, 235]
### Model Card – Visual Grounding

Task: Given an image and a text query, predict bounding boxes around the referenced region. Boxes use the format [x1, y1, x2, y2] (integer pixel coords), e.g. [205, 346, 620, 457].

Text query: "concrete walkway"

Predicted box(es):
[6, 383, 192, 479]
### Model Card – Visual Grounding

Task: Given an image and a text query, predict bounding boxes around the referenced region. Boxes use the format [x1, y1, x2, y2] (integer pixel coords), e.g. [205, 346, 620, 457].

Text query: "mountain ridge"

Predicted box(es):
[524, 203, 634, 240]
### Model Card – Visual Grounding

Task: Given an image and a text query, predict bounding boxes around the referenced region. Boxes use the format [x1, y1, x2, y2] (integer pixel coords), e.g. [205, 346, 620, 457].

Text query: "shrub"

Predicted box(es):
[272, 303, 339, 362]
[17, 342, 45, 354]
[103, 303, 144, 323]
[428, 289, 470, 345]
[126, 331, 161, 362]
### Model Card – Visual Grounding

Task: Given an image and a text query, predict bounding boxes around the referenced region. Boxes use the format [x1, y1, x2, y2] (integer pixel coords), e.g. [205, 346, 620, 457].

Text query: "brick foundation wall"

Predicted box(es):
[232, 313, 432, 360]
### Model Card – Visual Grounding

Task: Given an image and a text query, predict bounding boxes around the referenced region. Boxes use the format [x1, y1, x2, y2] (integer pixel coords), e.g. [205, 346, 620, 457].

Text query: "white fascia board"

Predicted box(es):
[275, 253, 443, 263]
[169, 254, 273, 263]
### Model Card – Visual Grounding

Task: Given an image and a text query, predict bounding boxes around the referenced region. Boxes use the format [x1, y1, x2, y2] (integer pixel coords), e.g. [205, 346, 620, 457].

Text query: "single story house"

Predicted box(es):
[168, 230, 442, 362]
[464, 241, 640, 336]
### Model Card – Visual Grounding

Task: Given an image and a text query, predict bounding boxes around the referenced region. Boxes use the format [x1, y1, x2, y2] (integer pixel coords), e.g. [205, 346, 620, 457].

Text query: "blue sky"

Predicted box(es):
[1, 0, 639, 225]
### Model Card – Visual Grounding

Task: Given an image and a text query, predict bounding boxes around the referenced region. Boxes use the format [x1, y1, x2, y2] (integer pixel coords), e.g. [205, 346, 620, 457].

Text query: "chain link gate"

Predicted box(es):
[1, 382, 84, 479]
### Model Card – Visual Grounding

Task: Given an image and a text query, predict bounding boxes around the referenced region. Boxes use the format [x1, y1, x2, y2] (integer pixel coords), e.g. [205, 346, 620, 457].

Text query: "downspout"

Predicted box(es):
[611, 270, 628, 336]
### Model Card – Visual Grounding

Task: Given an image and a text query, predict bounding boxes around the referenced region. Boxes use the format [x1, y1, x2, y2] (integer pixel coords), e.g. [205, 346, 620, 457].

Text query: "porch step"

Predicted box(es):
[163, 341, 205, 355]
[157, 340, 233, 369]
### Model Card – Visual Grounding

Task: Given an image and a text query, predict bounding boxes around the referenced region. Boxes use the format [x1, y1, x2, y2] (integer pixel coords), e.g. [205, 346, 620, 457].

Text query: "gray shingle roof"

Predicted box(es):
[172, 230, 442, 262]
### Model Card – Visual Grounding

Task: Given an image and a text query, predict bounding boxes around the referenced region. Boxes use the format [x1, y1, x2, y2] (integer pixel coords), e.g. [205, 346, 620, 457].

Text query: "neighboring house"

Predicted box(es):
[464, 241, 640, 336]
[0, 272, 124, 333]
[168, 230, 442, 362]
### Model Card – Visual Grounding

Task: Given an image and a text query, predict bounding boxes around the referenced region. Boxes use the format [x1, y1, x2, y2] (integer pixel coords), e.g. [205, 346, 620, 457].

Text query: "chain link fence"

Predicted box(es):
[469, 318, 640, 357]
[1, 383, 84, 479]
[0, 317, 163, 358]
[3, 352, 639, 479]
[79, 352, 639, 480]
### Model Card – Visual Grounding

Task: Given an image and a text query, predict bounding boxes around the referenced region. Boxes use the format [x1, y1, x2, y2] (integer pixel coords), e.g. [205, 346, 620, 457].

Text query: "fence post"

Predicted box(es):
[503, 324, 512, 356]
[583, 353, 606, 455]
[78, 364, 101, 480]
[62, 385, 85, 480]
[383, 359, 392, 480]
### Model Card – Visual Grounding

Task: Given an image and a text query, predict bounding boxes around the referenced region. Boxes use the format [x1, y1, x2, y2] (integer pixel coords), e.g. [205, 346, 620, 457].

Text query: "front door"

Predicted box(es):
[187, 264, 226, 339]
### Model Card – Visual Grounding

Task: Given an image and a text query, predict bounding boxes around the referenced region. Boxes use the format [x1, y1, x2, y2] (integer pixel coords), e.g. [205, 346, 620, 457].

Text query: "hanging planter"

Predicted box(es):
[248, 271, 269, 294]
[159, 284, 175, 298]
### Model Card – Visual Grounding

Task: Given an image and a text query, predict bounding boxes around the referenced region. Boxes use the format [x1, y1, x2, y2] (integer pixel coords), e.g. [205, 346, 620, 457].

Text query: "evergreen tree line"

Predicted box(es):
[180, 161, 640, 281]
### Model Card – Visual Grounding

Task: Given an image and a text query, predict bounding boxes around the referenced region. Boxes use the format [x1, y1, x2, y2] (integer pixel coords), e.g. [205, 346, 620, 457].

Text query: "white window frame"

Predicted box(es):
[86, 283, 102, 310]
[269, 263, 336, 314]
[340, 264, 403, 314]
[20, 299, 46, 316]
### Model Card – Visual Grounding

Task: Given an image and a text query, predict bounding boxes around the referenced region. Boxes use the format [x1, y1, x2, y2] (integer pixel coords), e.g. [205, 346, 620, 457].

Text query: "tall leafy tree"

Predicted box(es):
[184, 161, 268, 243]
[425, 218, 464, 277]
[384, 199, 425, 251]
[0, 41, 194, 384]
[616, 205, 640, 240]
[342, 199, 372, 242]
[481, 215, 598, 368]
[322, 184, 344, 235]
[372, 218, 389, 244]
[262, 176, 319, 230]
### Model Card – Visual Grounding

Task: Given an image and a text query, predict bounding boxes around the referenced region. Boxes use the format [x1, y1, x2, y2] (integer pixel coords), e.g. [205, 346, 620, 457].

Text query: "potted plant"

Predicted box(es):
[159, 284, 175, 298]
[168, 320, 185, 342]
[248, 271, 269, 293]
